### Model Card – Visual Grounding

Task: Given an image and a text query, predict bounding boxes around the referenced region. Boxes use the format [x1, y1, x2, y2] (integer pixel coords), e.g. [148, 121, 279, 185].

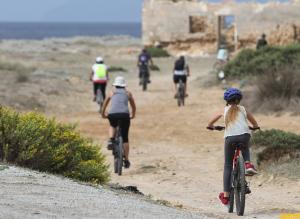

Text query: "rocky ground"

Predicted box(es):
[0, 36, 299, 218]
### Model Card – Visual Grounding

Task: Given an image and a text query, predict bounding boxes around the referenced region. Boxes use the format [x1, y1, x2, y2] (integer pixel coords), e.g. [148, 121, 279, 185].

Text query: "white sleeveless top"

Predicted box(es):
[224, 105, 250, 138]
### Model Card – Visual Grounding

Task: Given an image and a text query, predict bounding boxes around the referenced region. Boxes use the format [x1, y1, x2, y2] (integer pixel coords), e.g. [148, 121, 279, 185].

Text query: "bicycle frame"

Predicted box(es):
[232, 147, 241, 168]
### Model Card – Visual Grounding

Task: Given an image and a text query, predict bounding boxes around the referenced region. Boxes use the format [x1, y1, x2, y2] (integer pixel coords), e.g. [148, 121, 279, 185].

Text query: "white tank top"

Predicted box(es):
[224, 105, 250, 138]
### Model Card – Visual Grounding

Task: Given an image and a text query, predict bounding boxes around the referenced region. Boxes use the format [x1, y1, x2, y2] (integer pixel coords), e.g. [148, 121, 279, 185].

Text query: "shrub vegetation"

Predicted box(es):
[108, 66, 127, 72]
[146, 47, 170, 58]
[0, 60, 36, 75]
[149, 64, 160, 71]
[224, 44, 300, 78]
[252, 129, 300, 165]
[0, 107, 110, 184]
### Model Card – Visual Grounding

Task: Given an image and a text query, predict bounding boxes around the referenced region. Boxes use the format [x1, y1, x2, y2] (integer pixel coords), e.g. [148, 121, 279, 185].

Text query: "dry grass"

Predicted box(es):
[244, 66, 300, 114]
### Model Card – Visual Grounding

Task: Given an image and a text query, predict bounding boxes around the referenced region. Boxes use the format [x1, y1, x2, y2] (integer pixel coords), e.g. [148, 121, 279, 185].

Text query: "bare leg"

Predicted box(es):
[109, 127, 116, 139]
[174, 83, 177, 96]
[224, 192, 229, 198]
[184, 83, 188, 96]
[123, 143, 129, 160]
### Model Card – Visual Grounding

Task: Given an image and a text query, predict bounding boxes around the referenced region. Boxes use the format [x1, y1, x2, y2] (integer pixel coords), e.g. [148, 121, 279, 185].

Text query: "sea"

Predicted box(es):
[0, 22, 141, 40]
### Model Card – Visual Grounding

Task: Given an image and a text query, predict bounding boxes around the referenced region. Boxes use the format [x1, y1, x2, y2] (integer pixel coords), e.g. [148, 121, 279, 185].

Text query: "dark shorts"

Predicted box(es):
[173, 75, 187, 84]
[108, 113, 130, 143]
[93, 82, 107, 99]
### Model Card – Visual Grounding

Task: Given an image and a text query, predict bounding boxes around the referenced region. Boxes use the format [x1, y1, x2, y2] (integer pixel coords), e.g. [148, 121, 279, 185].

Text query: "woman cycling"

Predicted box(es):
[207, 88, 259, 205]
[101, 76, 136, 169]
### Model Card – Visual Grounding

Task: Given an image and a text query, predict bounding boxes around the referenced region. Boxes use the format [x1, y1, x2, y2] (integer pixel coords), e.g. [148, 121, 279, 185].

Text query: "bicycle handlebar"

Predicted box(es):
[206, 126, 260, 131]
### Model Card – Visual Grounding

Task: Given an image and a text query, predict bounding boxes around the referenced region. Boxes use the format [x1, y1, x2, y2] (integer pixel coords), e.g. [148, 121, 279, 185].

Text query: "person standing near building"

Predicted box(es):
[256, 34, 268, 50]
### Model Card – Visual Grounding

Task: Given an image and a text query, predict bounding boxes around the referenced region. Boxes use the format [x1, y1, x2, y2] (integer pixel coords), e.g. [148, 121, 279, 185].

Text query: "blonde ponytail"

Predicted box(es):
[225, 105, 240, 127]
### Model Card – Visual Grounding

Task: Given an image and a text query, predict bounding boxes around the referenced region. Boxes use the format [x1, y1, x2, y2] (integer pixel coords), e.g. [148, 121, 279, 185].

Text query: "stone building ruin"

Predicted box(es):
[142, 0, 300, 55]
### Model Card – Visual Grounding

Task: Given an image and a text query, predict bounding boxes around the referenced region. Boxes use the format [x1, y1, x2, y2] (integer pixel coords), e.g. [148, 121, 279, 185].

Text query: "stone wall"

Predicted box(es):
[142, 0, 300, 55]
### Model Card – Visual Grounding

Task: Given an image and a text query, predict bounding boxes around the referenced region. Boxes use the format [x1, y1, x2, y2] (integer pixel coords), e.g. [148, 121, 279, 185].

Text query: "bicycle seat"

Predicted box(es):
[233, 143, 245, 148]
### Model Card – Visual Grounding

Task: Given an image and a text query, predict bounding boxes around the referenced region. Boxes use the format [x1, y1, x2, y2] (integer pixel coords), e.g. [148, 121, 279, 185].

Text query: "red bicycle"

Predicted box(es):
[208, 126, 260, 216]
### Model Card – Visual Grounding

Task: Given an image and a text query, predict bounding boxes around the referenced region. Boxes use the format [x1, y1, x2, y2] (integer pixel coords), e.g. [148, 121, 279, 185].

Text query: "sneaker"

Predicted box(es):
[219, 192, 229, 205]
[107, 139, 114, 150]
[246, 186, 251, 194]
[245, 162, 258, 175]
[124, 160, 131, 169]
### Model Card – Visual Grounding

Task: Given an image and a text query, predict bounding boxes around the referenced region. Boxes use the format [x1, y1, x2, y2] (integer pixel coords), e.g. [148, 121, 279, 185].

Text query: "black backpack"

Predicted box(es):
[175, 59, 185, 71]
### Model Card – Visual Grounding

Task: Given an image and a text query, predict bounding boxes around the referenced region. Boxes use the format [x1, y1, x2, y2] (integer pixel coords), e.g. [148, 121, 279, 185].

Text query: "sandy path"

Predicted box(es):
[0, 165, 212, 219]
[61, 58, 300, 218]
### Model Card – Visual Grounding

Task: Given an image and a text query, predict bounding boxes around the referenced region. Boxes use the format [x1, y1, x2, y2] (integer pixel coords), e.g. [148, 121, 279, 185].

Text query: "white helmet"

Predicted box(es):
[96, 56, 104, 63]
[113, 76, 126, 87]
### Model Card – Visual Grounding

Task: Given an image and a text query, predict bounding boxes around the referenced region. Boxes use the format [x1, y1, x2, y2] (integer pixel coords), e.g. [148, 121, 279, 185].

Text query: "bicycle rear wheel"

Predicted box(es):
[180, 81, 185, 106]
[96, 88, 103, 113]
[228, 186, 234, 213]
[143, 77, 147, 91]
[117, 133, 123, 176]
[235, 155, 246, 216]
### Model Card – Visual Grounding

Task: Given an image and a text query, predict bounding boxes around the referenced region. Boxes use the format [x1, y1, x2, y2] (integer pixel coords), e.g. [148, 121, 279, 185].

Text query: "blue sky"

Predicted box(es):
[0, 0, 142, 22]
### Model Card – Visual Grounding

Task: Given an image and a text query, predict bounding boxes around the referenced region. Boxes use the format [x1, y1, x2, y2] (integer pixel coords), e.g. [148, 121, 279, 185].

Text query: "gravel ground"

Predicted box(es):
[0, 165, 210, 219]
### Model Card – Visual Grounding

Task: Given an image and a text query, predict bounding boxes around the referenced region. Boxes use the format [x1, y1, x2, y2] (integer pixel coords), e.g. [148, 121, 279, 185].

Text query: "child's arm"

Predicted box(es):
[246, 110, 259, 128]
[207, 113, 223, 128]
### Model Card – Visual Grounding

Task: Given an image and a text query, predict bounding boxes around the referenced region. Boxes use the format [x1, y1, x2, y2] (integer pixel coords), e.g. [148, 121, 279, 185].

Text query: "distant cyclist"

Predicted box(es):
[256, 33, 268, 50]
[90, 57, 109, 101]
[101, 76, 136, 169]
[173, 56, 190, 98]
[137, 48, 153, 84]
[207, 88, 259, 206]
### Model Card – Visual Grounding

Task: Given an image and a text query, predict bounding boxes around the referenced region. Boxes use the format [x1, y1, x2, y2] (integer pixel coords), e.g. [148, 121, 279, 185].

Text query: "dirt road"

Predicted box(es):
[61, 58, 300, 219]
[1, 37, 299, 218]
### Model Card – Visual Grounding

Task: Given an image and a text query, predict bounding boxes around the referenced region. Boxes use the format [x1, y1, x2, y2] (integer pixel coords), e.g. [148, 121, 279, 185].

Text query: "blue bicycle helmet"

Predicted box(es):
[224, 88, 243, 102]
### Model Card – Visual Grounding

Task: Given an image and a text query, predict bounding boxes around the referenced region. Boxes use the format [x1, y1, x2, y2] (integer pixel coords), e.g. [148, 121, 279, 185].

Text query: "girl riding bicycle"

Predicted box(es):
[207, 88, 259, 205]
[102, 76, 136, 169]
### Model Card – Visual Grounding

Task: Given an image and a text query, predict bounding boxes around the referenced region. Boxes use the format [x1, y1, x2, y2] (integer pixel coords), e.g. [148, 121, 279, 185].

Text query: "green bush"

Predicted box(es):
[0, 107, 110, 184]
[108, 66, 127, 72]
[224, 44, 300, 78]
[252, 129, 300, 165]
[146, 47, 170, 58]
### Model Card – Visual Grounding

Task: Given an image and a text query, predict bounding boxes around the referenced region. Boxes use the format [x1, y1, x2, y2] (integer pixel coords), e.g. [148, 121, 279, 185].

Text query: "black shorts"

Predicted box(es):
[108, 113, 130, 143]
[173, 75, 187, 84]
[93, 83, 107, 99]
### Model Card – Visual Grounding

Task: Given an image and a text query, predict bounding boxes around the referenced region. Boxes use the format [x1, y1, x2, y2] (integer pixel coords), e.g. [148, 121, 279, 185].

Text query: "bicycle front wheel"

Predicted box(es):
[235, 155, 246, 216]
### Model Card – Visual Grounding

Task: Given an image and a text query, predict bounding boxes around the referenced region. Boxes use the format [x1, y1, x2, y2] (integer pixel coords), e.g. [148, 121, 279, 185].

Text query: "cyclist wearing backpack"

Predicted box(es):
[173, 56, 190, 97]
[207, 88, 259, 205]
[90, 57, 109, 101]
[101, 76, 136, 169]
[137, 48, 153, 84]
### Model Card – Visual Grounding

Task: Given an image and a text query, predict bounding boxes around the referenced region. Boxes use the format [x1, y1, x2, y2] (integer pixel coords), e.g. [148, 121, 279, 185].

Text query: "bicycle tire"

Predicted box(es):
[96, 88, 103, 113]
[142, 72, 147, 91]
[228, 187, 234, 213]
[117, 132, 123, 176]
[114, 151, 118, 174]
[235, 155, 246, 216]
[143, 78, 147, 91]
[177, 80, 185, 107]
[181, 82, 185, 106]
